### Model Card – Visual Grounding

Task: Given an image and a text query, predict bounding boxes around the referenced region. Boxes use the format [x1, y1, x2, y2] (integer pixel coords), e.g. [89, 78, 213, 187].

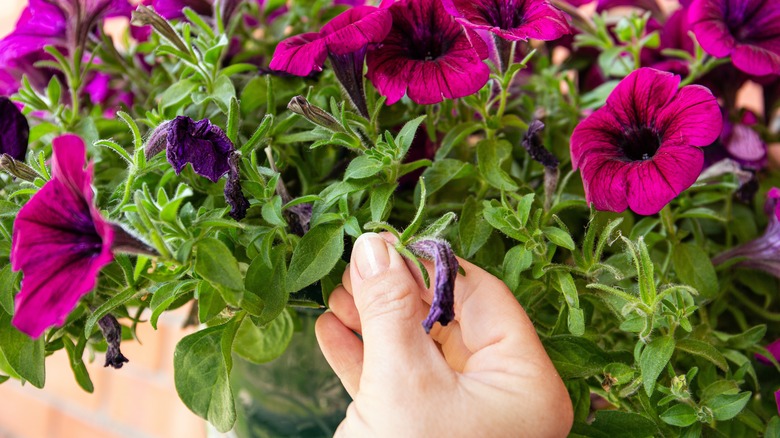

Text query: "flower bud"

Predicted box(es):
[287, 96, 343, 132]
[0, 154, 38, 182]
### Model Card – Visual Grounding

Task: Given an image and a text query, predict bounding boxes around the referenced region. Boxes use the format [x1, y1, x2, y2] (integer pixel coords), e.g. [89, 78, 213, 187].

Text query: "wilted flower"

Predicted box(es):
[147, 116, 250, 220]
[366, 0, 489, 105]
[523, 121, 559, 210]
[689, 0, 780, 76]
[570, 68, 721, 215]
[11, 135, 152, 338]
[270, 6, 391, 117]
[712, 188, 780, 278]
[0, 97, 29, 161]
[407, 238, 459, 333]
[98, 314, 129, 369]
[442, 0, 569, 43]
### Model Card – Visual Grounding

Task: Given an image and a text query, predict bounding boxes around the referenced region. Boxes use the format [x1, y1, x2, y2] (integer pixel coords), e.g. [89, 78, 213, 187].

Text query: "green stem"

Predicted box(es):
[659, 205, 678, 244]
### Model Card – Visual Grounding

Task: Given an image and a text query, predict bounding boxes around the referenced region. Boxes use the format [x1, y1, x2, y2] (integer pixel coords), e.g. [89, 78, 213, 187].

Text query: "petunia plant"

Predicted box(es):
[1, 0, 780, 436]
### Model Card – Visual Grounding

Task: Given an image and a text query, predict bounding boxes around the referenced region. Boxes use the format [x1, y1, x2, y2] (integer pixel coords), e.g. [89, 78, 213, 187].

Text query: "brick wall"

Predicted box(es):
[0, 311, 208, 438]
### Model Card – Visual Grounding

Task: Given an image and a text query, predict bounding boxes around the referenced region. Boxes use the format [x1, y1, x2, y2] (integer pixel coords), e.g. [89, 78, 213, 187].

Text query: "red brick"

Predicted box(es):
[43, 349, 109, 412]
[0, 382, 55, 438]
[49, 411, 124, 438]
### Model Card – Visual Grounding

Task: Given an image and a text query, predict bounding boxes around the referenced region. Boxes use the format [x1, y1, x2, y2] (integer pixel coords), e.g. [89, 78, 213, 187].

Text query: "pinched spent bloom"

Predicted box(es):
[443, 0, 569, 42]
[366, 0, 490, 105]
[0, 97, 29, 161]
[689, 0, 780, 76]
[712, 188, 780, 278]
[98, 314, 129, 369]
[11, 135, 150, 338]
[147, 116, 250, 220]
[407, 238, 459, 333]
[270, 6, 391, 116]
[570, 68, 721, 215]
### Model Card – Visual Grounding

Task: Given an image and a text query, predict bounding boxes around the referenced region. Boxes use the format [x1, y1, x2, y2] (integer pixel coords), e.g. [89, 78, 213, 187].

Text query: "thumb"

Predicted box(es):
[349, 233, 439, 371]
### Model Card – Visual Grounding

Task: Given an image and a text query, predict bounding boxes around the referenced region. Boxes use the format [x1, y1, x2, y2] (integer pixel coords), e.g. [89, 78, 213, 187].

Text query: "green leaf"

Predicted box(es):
[174, 325, 236, 432]
[370, 183, 397, 222]
[287, 223, 345, 292]
[502, 245, 532, 293]
[671, 243, 718, 299]
[421, 158, 473, 195]
[543, 336, 610, 378]
[345, 155, 383, 180]
[84, 287, 138, 337]
[159, 79, 197, 109]
[555, 271, 584, 336]
[676, 338, 728, 372]
[707, 391, 751, 421]
[588, 411, 658, 437]
[0, 313, 45, 388]
[400, 179, 427, 242]
[639, 335, 675, 396]
[63, 337, 93, 393]
[244, 246, 288, 325]
[396, 115, 426, 156]
[476, 139, 518, 191]
[420, 212, 457, 238]
[543, 226, 576, 251]
[195, 238, 245, 297]
[0, 265, 19, 315]
[213, 75, 237, 113]
[232, 309, 294, 364]
[660, 404, 697, 427]
[197, 282, 227, 324]
[459, 197, 492, 258]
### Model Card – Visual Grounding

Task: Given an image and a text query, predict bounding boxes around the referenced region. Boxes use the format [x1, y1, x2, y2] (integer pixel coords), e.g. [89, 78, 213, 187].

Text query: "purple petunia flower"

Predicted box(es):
[689, 0, 780, 76]
[10, 135, 150, 338]
[366, 0, 490, 105]
[270, 6, 391, 116]
[407, 238, 459, 333]
[153, 0, 214, 19]
[570, 68, 721, 215]
[712, 188, 780, 277]
[0, 97, 30, 161]
[442, 0, 569, 43]
[147, 116, 250, 220]
[720, 111, 767, 170]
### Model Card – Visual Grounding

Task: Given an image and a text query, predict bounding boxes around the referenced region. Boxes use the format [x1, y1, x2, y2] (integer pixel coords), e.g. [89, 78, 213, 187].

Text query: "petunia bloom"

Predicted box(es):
[570, 68, 721, 215]
[0, 97, 29, 161]
[720, 111, 767, 170]
[366, 0, 490, 105]
[755, 339, 780, 366]
[407, 238, 459, 333]
[11, 135, 150, 338]
[689, 0, 780, 76]
[442, 0, 569, 43]
[147, 116, 250, 220]
[270, 6, 391, 116]
[712, 188, 780, 278]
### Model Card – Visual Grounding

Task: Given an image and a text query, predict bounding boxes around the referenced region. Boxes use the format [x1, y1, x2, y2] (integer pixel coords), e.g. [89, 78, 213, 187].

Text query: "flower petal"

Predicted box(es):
[570, 107, 622, 170]
[268, 33, 328, 76]
[626, 143, 703, 215]
[0, 97, 29, 161]
[732, 42, 780, 76]
[166, 116, 234, 182]
[407, 238, 458, 333]
[580, 157, 630, 213]
[606, 68, 680, 129]
[656, 84, 721, 147]
[321, 6, 392, 55]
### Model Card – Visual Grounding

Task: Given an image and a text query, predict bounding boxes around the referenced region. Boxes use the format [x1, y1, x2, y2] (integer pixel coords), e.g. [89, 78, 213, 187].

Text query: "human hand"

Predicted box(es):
[316, 233, 573, 437]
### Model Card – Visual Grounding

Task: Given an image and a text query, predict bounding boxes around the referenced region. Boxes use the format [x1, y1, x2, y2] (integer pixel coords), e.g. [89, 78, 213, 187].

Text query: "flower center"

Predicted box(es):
[618, 125, 661, 161]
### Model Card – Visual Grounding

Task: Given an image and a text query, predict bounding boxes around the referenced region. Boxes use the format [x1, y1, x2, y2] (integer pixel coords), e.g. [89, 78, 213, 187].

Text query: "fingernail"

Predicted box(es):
[353, 233, 391, 279]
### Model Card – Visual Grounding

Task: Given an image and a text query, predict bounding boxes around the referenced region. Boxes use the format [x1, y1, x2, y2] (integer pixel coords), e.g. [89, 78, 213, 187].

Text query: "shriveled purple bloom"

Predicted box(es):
[442, 0, 569, 42]
[366, 0, 490, 105]
[11, 135, 150, 338]
[167, 116, 233, 182]
[407, 238, 459, 333]
[0, 97, 29, 161]
[270, 6, 391, 116]
[713, 188, 780, 277]
[149, 117, 249, 220]
[689, 0, 780, 76]
[570, 68, 721, 215]
[522, 120, 558, 169]
[152, 0, 213, 19]
[98, 314, 129, 369]
[225, 152, 250, 221]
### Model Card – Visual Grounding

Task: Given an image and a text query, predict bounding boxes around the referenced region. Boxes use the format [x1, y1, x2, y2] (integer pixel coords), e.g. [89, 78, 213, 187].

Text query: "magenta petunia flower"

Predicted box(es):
[269, 6, 391, 116]
[12, 135, 115, 338]
[366, 0, 490, 105]
[689, 0, 780, 76]
[712, 188, 780, 278]
[442, 0, 569, 42]
[756, 339, 780, 366]
[570, 68, 721, 215]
